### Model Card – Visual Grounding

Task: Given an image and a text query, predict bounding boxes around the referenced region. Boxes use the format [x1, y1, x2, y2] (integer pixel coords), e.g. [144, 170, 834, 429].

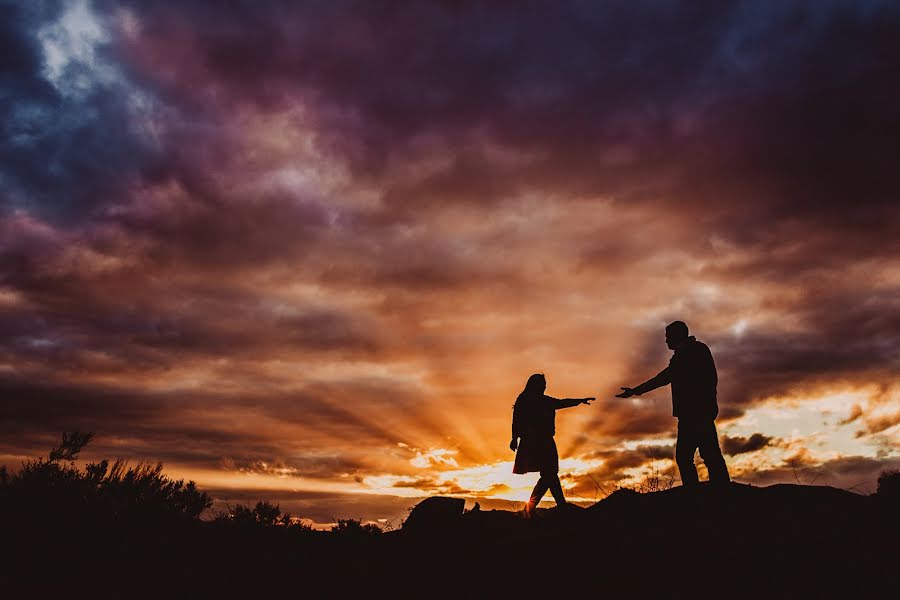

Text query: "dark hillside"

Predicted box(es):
[3, 437, 897, 597]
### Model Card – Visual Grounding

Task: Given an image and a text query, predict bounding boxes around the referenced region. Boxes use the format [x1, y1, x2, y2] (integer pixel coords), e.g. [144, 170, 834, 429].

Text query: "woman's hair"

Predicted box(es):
[516, 373, 546, 404]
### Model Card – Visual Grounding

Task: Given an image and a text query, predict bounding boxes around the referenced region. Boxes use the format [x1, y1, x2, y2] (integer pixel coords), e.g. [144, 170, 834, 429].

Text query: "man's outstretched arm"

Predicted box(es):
[617, 367, 671, 398]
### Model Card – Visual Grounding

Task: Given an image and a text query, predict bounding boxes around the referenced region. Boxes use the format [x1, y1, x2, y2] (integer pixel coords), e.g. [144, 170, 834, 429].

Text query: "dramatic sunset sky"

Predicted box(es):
[2, 1, 898, 527]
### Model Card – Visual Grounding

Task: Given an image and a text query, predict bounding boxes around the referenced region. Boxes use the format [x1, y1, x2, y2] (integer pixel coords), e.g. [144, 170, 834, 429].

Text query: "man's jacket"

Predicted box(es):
[634, 336, 718, 421]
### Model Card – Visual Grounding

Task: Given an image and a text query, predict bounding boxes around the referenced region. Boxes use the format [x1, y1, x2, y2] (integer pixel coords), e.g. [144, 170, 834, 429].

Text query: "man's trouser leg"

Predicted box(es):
[698, 421, 730, 484]
[676, 420, 700, 487]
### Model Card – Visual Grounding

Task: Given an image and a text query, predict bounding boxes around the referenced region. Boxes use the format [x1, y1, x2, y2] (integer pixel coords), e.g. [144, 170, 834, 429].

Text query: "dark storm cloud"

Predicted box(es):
[102, 1, 900, 225]
[0, 1, 58, 102]
[721, 433, 773, 456]
[7, 0, 900, 240]
[711, 287, 900, 408]
[0, 1, 172, 220]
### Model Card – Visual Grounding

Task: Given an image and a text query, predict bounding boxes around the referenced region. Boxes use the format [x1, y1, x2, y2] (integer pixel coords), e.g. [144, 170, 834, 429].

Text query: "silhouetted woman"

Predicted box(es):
[510, 373, 593, 515]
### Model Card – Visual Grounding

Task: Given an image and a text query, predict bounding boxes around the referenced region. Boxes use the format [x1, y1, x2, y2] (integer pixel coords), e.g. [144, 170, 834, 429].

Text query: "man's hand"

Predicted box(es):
[616, 387, 636, 398]
[582, 397, 595, 405]
[509, 438, 518, 452]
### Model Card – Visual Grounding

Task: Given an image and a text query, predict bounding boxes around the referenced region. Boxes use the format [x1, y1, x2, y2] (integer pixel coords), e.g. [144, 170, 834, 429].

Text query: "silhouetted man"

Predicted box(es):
[617, 321, 730, 486]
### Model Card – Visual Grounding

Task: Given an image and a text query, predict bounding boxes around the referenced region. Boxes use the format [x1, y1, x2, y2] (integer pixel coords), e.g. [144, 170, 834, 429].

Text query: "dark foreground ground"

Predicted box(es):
[5, 481, 897, 598]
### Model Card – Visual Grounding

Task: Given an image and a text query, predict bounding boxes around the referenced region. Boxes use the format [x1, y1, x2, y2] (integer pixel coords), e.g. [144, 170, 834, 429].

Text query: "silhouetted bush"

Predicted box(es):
[330, 518, 382, 536]
[216, 499, 310, 530]
[632, 474, 677, 493]
[0, 431, 212, 526]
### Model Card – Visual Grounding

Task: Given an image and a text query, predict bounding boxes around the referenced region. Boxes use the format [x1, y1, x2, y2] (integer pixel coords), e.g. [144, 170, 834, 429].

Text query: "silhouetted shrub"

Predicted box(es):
[330, 518, 382, 536]
[632, 474, 677, 493]
[49, 431, 94, 462]
[218, 500, 309, 529]
[876, 469, 899, 500]
[0, 431, 212, 526]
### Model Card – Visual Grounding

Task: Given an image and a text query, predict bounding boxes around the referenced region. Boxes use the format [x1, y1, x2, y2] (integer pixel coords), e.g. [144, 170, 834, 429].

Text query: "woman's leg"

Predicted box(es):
[541, 469, 566, 506]
[528, 475, 550, 512]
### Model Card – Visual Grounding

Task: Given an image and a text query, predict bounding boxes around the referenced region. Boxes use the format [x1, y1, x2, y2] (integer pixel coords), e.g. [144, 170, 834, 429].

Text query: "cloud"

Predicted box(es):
[839, 405, 864, 426]
[0, 1, 174, 220]
[566, 444, 677, 491]
[856, 411, 900, 438]
[99, 1, 900, 231]
[721, 434, 773, 456]
[388, 476, 469, 495]
[737, 455, 900, 492]
[407, 447, 460, 469]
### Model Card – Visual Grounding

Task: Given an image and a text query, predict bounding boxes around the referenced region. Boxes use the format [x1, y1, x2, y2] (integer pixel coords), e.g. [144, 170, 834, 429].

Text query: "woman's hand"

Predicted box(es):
[509, 438, 518, 451]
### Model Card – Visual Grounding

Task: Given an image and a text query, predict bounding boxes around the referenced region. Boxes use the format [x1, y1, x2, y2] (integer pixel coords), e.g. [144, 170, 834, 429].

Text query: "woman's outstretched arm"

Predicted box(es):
[549, 396, 595, 410]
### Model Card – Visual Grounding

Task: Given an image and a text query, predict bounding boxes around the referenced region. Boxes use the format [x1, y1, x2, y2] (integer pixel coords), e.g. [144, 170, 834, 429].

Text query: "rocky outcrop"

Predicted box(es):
[402, 496, 466, 533]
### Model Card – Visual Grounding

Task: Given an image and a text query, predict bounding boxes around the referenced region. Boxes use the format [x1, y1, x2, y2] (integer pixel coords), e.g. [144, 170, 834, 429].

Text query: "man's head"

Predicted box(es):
[665, 321, 689, 350]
